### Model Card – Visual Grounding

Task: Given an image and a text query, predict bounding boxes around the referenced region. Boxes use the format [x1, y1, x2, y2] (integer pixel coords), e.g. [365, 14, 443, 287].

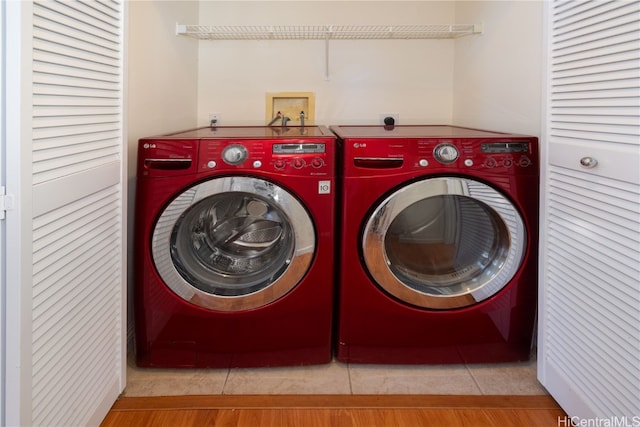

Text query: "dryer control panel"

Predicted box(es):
[343, 137, 538, 177]
[331, 125, 538, 178]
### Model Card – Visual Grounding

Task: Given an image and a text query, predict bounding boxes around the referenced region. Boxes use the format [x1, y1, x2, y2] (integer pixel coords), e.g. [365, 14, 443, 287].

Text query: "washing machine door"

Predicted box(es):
[151, 176, 315, 311]
[362, 176, 526, 309]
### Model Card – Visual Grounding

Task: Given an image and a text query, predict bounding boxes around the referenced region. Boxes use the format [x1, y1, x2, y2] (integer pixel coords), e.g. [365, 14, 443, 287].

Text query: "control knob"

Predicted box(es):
[433, 144, 459, 164]
[222, 144, 248, 165]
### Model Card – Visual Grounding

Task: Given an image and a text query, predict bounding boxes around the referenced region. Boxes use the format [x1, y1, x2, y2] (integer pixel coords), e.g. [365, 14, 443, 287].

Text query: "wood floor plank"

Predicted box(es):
[101, 395, 566, 427]
[101, 407, 567, 427]
[108, 394, 562, 410]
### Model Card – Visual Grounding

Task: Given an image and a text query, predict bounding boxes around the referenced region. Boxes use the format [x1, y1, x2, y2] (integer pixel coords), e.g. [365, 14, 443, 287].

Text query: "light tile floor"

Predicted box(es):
[124, 355, 547, 396]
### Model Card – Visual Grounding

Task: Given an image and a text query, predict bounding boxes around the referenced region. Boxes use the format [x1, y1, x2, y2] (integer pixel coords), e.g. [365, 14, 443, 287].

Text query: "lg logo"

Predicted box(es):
[353, 143, 367, 148]
[143, 143, 157, 149]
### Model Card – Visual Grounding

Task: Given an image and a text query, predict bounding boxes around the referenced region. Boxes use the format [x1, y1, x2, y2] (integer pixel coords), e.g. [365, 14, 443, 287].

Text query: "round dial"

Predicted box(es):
[222, 144, 248, 165]
[433, 144, 459, 164]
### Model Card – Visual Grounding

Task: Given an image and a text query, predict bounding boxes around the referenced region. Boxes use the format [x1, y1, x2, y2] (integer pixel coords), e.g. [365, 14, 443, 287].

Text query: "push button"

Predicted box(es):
[518, 156, 532, 167]
[484, 157, 498, 168]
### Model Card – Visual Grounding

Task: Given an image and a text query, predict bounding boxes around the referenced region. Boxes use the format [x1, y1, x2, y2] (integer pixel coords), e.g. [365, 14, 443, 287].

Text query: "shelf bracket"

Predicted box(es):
[325, 26, 332, 81]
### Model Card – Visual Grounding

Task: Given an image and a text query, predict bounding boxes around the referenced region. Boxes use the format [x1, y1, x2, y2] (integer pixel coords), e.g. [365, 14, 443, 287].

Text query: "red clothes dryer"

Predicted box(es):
[331, 125, 539, 364]
[134, 126, 336, 368]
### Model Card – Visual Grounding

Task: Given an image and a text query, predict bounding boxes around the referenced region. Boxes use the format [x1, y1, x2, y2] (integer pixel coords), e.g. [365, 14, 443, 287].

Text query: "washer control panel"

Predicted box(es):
[199, 139, 334, 176]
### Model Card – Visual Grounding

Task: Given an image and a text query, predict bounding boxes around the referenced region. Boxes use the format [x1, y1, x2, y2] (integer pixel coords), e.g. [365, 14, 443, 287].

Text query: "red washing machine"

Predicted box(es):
[134, 126, 336, 368]
[331, 125, 539, 364]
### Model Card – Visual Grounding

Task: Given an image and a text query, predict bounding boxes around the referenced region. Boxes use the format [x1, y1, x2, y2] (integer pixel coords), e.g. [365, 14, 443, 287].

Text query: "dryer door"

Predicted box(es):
[362, 176, 526, 309]
[152, 176, 315, 311]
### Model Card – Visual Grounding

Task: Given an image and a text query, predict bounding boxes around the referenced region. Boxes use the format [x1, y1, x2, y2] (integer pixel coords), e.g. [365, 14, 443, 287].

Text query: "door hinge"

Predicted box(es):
[0, 186, 15, 220]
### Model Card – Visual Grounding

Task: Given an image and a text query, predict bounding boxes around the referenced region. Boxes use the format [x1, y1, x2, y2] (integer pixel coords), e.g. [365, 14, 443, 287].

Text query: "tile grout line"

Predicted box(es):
[464, 363, 485, 395]
[347, 363, 354, 395]
[220, 367, 231, 395]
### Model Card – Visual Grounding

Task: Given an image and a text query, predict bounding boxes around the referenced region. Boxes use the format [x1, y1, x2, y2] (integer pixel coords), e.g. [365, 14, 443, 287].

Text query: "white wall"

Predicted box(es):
[196, 1, 457, 126]
[127, 1, 199, 142]
[453, 1, 543, 135]
[125, 1, 543, 132]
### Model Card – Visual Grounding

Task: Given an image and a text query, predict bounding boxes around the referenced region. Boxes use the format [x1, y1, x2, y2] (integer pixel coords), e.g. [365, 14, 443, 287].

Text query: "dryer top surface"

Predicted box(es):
[329, 125, 533, 139]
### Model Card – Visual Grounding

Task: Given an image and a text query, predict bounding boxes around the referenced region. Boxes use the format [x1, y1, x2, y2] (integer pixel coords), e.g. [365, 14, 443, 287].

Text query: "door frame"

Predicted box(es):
[3, 1, 33, 425]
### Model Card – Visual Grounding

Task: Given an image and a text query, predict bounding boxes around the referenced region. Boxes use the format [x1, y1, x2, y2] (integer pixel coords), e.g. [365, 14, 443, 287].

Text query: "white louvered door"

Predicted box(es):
[0, 3, 5, 425]
[5, 1, 126, 426]
[539, 0, 640, 420]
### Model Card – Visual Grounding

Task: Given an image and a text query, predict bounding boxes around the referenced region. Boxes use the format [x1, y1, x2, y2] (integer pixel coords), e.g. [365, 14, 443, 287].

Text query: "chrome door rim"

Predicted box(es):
[362, 177, 526, 309]
[152, 176, 315, 311]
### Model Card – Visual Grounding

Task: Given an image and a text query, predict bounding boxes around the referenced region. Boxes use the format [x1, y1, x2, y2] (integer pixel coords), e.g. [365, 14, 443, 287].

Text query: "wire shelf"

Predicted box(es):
[176, 24, 483, 40]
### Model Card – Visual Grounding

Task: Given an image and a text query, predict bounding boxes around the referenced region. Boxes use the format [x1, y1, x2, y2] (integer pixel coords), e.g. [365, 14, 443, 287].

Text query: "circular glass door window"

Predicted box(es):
[152, 176, 315, 311]
[362, 177, 526, 309]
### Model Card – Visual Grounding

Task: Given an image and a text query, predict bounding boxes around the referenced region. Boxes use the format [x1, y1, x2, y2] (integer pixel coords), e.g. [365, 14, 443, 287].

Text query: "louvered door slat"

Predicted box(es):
[553, 61, 640, 80]
[33, 48, 119, 74]
[32, 131, 119, 149]
[34, 83, 120, 99]
[33, 114, 120, 131]
[34, 65, 119, 91]
[33, 61, 119, 84]
[33, 94, 119, 108]
[553, 51, 639, 76]
[34, 105, 120, 117]
[551, 114, 639, 127]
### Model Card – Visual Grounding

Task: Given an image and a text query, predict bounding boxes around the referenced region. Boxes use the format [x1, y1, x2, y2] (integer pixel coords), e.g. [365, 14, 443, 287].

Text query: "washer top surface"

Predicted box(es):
[156, 126, 334, 139]
[330, 125, 530, 139]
